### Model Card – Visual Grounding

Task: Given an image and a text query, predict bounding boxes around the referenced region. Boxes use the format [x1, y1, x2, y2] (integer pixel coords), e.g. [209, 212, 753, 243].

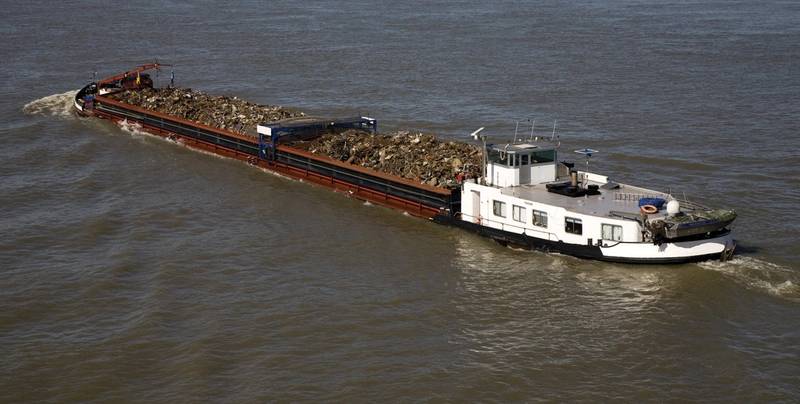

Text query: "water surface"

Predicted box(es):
[2, 1, 799, 401]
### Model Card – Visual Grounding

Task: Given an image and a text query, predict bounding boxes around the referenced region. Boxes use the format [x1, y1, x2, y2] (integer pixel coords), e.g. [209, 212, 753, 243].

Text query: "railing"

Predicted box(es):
[458, 213, 561, 242]
[274, 150, 455, 210]
[674, 198, 710, 211]
[94, 102, 260, 155]
[611, 191, 709, 211]
[613, 192, 662, 202]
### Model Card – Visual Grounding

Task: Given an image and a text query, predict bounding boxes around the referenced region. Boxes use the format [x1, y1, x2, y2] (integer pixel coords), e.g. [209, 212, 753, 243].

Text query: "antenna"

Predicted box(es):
[551, 119, 557, 140]
[470, 127, 487, 185]
[529, 119, 536, 141]
[574, 148, 599, 188]
[513, 120, 520, 143]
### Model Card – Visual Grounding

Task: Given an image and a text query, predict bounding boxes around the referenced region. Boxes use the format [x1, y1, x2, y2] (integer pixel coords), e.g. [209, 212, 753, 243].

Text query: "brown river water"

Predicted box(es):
[3, 1, 800, 401]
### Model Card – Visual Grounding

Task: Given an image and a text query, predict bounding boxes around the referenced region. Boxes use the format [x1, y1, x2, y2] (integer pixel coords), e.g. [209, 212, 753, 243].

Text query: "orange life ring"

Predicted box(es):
[640, 204, 658, 214]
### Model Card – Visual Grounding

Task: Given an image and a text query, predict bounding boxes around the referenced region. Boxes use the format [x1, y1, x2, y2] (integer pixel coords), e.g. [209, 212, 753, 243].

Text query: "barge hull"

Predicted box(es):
[83, 94, 457, 219]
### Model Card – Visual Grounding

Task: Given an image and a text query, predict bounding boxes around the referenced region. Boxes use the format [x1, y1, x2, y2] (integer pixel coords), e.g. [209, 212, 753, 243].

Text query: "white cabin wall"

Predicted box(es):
[460, 182, 642, 244]
[486, 163, 556, 187]
[528, 163, 557, 184]
[487, 163, 519, 187]
[461, 181, 479, 222]
[579, 171, 609, 184]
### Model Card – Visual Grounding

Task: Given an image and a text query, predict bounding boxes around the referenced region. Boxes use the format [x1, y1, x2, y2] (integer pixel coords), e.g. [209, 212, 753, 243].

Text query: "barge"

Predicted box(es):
[74, 64, 737, 264]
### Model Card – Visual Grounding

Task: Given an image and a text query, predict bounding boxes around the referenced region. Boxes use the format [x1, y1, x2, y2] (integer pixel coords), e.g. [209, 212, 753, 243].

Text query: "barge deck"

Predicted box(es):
[75, 65, 460, 220]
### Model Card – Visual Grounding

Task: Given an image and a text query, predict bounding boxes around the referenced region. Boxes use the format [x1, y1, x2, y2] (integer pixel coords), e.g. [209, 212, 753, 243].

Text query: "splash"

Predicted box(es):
[22, 90, 79, 118]
[118, 120, 233, 163]
[698, 256, 800, 300]
[118, 119, 150, 137]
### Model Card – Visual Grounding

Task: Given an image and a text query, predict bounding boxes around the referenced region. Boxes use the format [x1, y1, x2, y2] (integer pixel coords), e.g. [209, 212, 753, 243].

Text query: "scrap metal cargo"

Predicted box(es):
[74, 63, 463, 218]
[110, 87, 483, 188]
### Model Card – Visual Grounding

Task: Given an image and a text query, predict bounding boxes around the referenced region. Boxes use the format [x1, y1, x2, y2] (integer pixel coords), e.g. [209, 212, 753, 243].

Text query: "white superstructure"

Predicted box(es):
[458, 139, 735, 263]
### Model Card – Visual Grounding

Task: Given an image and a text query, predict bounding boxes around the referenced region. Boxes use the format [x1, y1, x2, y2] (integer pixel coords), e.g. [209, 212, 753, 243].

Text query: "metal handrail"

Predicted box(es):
[96, 102, 261, 154]
[613, 192, 662, 202]
[277, 152, 451, 207]
[674, 198, 710, 211]
[458, 212, 561, 242]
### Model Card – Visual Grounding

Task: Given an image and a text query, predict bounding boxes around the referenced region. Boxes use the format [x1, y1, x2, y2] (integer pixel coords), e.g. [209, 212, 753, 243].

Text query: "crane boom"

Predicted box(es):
[97, 63, 170, 85]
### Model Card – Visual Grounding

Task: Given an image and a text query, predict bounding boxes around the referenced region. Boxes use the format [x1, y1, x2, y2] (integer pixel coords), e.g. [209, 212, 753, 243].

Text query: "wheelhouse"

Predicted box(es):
[486, 143, 558, 187]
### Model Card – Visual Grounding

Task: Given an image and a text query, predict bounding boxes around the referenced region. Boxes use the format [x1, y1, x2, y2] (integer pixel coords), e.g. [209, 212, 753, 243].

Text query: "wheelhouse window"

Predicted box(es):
[520, 154, 529, 165]
[512, 205, 526, 222]
[493, 200, 506, 217]
[532, 210, 548, 228]
[602, 224, 623, 241]
[565, 217, 582, 234]
[531, 150, 556, 164]
[488, 149, 508, 166]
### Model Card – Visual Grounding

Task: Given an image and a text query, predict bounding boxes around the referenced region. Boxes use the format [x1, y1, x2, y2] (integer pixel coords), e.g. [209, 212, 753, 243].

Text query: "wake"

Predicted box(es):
[698, 256, 799, 300]
[22, 90, 79, 118]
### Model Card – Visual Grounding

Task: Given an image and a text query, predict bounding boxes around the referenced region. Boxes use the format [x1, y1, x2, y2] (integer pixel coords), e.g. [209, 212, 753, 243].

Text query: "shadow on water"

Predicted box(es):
[732, 243, 761, 255]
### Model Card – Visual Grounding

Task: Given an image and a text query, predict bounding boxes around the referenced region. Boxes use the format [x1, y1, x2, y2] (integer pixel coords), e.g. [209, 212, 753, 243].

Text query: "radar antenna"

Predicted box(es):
[574, 148, 599, 189]
[470, 127, 487, 185]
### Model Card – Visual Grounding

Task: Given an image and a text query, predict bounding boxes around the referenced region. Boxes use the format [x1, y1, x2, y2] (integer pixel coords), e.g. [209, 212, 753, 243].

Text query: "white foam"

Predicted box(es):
[118, 119, 150, 138]
[22, 90, 79, 118]
[698, 256, 800, 300]
[257, 166, 293, 181]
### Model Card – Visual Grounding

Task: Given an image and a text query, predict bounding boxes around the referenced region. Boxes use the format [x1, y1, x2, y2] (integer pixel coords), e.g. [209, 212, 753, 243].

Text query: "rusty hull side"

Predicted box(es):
[86, 95, 452, 219]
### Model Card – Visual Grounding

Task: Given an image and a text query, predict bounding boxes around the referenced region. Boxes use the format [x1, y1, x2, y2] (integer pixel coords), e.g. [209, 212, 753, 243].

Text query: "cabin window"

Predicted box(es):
[512, 205, 526, 222]
[531, 150, 556, 164]
[532, 210, 548, 228]
[488, 149, 508, 166]
[520, 154, 529, 165]
[493, 200, 506, 217]
[565, 217, 582, 234]
[602, 224, 623, 241]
